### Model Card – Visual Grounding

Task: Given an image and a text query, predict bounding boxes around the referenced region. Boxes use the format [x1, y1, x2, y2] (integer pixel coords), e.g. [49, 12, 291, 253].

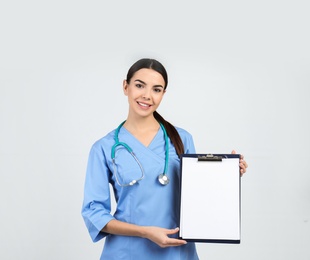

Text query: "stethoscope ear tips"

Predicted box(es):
[158, 174, 169, 185]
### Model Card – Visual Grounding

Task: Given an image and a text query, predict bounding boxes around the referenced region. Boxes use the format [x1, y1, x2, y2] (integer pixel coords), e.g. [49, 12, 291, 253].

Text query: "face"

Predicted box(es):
[123, 68, 166, 119]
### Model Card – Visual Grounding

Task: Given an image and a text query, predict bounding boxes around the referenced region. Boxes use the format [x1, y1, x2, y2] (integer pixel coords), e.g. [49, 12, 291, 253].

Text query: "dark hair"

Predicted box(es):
[126, 58, 184, 156]
[126, 58, 168, 89]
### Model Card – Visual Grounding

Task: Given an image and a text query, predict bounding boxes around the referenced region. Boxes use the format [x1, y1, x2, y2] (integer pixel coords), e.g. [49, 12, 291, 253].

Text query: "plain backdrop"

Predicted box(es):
[0, 1, 309, 259]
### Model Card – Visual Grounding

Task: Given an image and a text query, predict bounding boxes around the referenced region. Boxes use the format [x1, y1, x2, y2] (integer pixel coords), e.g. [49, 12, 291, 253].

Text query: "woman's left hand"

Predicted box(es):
[232, 150, 248, 177]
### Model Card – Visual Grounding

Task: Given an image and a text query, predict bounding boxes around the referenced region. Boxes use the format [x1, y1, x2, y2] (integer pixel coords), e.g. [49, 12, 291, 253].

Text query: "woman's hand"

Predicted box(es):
[232, 150, 248, 177]
[102, 220, 186, 248]
[142, 226, 187, 248]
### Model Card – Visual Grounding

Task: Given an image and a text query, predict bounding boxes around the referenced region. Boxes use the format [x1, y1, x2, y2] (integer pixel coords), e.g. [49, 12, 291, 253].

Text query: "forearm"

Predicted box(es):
[101, 219, 186, 248]
[101, 219, 147, 238]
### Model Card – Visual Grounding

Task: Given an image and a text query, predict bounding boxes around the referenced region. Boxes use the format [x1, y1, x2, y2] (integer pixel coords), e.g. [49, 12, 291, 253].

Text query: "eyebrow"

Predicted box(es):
[134, 79, 164, 89]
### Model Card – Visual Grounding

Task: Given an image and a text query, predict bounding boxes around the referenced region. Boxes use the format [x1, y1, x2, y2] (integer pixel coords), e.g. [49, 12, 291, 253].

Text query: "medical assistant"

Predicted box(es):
[81, 125, 199, 260]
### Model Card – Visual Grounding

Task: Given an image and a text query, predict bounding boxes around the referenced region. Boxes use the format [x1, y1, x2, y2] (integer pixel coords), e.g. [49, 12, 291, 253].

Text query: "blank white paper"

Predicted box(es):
[180, 157, 240, 241]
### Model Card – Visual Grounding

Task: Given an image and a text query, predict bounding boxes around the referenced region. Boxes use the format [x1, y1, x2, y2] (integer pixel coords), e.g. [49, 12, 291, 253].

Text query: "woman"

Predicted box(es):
[81, 58, 248, 259]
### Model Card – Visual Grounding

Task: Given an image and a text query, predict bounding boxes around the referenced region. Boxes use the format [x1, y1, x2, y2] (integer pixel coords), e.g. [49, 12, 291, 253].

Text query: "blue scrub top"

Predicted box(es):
[82, 125, 199, 260]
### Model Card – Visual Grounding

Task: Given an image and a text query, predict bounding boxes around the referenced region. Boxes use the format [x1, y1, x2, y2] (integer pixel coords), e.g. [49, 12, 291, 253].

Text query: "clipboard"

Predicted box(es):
[179, 154, 241, 244]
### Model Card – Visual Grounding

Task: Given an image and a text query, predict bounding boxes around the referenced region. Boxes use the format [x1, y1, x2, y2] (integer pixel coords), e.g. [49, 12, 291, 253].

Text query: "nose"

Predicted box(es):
[142, 88, 151, 100]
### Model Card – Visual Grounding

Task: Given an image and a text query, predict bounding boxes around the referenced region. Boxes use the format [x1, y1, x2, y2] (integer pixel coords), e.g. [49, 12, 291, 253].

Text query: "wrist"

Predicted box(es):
[139, 226, 149, 238]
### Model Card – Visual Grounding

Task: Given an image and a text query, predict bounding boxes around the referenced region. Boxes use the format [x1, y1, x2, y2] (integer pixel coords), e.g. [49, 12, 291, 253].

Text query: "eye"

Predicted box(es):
[135, 83, 143, 88]
[154, 88, 162, 93]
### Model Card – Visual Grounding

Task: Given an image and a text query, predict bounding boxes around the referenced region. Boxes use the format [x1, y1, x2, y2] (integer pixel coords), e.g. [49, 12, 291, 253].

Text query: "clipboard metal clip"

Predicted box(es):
[198, 154, 222, 162]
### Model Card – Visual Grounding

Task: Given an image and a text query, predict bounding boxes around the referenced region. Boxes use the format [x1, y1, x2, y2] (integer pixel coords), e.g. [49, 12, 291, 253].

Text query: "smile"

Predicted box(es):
[137, 102, 151, 107]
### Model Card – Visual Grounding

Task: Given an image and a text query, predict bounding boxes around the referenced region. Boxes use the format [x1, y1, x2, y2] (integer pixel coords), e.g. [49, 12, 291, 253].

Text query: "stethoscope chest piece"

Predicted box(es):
[158, 174, 169, 185]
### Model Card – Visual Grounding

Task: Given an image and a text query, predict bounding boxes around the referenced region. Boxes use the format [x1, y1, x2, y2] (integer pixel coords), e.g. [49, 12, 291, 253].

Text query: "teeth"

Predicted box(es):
[138, 102, 149, 107]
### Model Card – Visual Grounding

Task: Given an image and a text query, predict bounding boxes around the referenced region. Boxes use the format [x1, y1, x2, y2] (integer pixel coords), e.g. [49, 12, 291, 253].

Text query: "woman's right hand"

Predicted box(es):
[102, 220, 187, 248]
[142, 226, 187, 248]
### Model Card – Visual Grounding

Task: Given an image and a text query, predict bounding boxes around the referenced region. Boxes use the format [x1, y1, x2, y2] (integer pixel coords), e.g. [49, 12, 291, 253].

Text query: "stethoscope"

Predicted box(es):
[111, 121, 170, 187]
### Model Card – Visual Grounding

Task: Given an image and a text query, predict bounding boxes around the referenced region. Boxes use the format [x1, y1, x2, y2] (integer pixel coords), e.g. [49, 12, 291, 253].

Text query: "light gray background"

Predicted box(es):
[1, 1, 309, 259]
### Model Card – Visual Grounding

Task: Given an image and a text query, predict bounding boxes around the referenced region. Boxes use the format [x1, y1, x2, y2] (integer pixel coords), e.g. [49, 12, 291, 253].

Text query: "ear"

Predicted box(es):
[123, 80, 128, 96]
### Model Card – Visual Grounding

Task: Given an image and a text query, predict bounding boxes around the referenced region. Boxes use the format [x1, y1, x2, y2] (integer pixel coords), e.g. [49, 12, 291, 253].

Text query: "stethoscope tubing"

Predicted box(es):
[111, 120, 169, 186]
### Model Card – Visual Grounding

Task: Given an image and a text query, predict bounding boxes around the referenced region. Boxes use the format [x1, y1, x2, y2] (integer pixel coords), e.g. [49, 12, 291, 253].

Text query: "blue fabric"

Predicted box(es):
[82, 126, 199, 260]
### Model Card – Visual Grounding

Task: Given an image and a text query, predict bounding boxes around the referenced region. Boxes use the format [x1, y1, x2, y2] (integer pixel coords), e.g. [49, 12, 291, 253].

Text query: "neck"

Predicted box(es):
[124, 115, 159, 132]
